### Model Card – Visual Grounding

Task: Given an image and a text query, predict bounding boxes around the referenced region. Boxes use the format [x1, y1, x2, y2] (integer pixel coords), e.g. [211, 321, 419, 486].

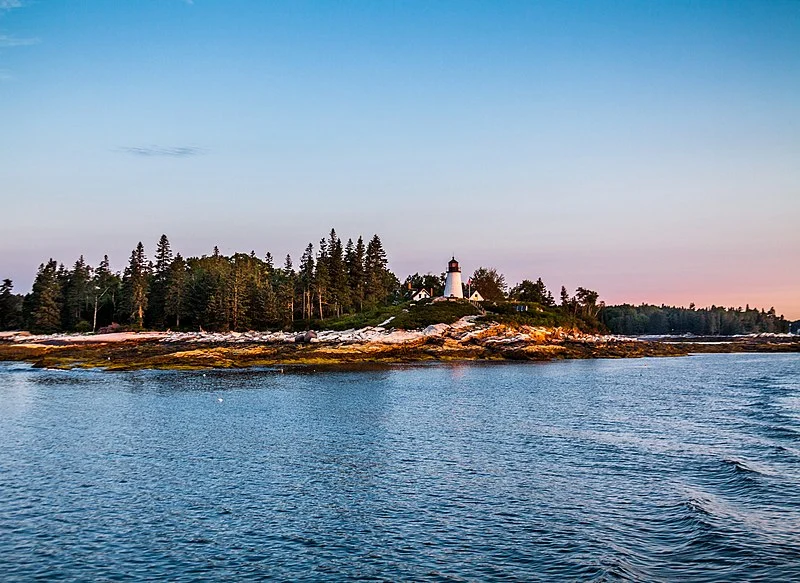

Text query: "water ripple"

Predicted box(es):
[0, 354, 799, 581]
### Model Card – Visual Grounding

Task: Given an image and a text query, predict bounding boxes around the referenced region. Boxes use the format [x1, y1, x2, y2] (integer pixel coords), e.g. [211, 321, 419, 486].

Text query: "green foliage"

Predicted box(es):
[403, 273, 445, 297]
[29, 260, 62, 334]
[147, 234, 173, 328]
[310, 299, 479, 331]
[74, 320, 92, 333]
[509, 278, 554, 306]
[90, 255, 121, 332]
[0, 279, 24, 330]
[121, 242, 149, 328]
[480, 301, 604, 332]
[63, 256, 91, 330]
[365, 234, 394, 307]
[308, 305, 403, 331]
[164, 254, 187, 328]
[390, 300, 479, 329]
[470, 267, 506, 301]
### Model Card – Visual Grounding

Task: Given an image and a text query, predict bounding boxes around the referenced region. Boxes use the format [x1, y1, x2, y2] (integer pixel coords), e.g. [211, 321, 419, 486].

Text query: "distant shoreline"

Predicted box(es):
[1, 324, 797, 371]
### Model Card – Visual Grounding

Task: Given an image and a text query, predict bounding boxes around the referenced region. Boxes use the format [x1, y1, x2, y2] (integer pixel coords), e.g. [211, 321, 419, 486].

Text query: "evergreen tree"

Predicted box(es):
[148, 234, 173, 328]
[248, 261, 278, 330]
[164, 254, 187, 328]
[326, 229, 348, 317]
[121, 242, 149, 328]
[299, 243, 315, 321]
[64, 256, 92, 330]
[228, 253, 253, 330]
[364, 234, 390, 306]
[560, 286, 570, 308]
[510, 278, 554, 306]
[91, 255, 120, 332]
[0, 279, 23, 330]
[314, 238, 330, 319]
[30, 260, 62, 333]
[348, 236, 366, 311]
[275, 271, 295, 328]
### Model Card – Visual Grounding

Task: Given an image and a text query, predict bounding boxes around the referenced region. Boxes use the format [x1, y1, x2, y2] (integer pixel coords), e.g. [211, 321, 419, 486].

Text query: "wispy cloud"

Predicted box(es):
[118, 145, 205, 158]
[0, 69, 12, 81]
[0, 34, 39, 47]
[0, 1, 24, 11]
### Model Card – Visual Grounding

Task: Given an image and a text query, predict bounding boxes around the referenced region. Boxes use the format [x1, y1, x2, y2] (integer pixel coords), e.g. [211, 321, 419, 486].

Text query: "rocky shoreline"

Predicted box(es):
[0, 318, 797, 371]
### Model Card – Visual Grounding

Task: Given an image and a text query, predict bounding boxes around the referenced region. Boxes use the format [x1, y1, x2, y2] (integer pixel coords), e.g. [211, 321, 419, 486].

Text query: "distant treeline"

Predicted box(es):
[600, 304, 790, 335]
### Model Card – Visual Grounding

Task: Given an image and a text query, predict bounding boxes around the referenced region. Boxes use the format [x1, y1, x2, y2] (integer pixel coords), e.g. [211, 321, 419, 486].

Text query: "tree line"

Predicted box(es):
[0, 234, 791, 335]
[0, 230, 396, 333]
[600, 304, 790, 335]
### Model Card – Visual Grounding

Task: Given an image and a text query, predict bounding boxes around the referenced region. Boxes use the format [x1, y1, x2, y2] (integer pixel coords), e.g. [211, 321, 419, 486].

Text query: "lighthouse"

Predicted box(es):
[443, 257, 464, 298]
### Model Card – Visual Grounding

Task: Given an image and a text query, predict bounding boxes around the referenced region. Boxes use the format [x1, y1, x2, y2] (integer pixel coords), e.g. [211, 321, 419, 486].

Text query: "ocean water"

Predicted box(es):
[1, 354, 798, 581]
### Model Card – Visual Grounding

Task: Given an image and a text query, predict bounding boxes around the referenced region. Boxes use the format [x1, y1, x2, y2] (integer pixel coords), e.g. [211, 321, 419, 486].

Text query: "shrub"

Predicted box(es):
[74, 320, 92, 333]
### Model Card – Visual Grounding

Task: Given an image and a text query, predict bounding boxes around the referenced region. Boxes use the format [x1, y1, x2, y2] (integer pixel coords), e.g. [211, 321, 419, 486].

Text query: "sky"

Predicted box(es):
[1, 0, 798, 318]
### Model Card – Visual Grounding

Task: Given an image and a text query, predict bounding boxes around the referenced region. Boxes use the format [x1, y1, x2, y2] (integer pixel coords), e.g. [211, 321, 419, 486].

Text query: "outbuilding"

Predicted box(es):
[410, 288, 432, 301]
[468, 290, 484, 302]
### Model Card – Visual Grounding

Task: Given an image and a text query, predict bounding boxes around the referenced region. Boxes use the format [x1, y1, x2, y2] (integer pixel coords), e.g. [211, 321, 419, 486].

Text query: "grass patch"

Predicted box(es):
[301, 300, 480, 331]
[390, 300, 479, 329]
[479, 301, 603, 332]
[298, 305, 405, 331]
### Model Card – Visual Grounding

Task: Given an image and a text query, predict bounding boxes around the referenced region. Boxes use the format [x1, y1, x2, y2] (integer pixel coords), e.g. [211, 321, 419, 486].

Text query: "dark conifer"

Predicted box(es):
[30, 260, 62, 333]
[0, 279, 23, 330]
[164, 254, 187, 328]
[122, 242, 149, 328]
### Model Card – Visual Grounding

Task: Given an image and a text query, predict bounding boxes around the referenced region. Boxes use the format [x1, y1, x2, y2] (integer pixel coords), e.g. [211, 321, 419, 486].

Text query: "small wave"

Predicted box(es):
[721, 457, 763, 476]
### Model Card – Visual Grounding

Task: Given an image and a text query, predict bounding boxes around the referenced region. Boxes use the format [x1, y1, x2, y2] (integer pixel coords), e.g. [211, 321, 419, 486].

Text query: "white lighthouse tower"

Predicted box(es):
[443, 257, 464, 299]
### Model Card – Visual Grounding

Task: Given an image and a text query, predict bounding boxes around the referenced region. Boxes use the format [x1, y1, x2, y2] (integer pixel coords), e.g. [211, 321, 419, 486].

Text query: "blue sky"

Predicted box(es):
[1, 0, 799, 316]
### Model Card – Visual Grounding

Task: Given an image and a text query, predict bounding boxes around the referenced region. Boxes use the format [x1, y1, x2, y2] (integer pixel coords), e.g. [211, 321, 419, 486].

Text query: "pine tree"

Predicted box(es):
[326, 229, 348, 317]
[164, 254, 187, 328]
[364, 234, 389, 306]
[122, 242, 149, 328]
[560, 286, 570, 308]
[0, 279, 12, 329]
[30, 260, 62, 333]
[148, 234, 173, 328]
[64, 256, 92, 330]
[91, 255, 120, 332]
[315, 238, 330, 319]
[348, 236, 366, 311]
[228, 253, 253, 331]
[0, 279, 23, 330]
[299, 243, 315, 321]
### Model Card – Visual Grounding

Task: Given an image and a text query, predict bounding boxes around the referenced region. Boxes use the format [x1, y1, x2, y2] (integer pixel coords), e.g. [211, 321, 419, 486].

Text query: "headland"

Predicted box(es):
[1, 318, 797, 371]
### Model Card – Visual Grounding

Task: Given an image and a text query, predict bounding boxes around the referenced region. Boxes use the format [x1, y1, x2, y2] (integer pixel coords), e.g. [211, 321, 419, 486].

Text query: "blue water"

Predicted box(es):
[1, 354, 799, 581]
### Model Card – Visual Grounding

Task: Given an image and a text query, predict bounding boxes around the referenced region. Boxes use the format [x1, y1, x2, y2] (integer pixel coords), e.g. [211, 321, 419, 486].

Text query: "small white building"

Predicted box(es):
[468, 290, 484, 302]
[410, 288, 431, 301]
